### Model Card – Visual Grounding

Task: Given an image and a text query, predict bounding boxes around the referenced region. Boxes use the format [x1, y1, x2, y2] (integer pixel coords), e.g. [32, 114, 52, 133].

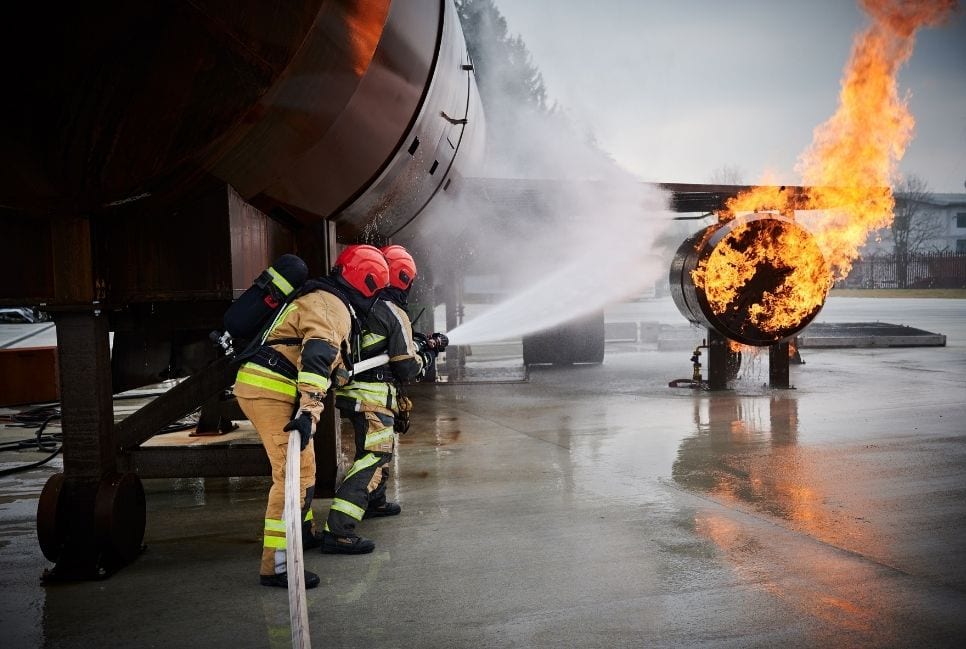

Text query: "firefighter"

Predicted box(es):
[234, 244, 389, 588]
[321, 244, 448, 554]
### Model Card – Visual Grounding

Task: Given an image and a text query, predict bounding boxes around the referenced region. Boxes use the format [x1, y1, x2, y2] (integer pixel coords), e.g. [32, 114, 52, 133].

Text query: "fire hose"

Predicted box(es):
[281, 352, 390, 648]
[285, 431, 311, 649]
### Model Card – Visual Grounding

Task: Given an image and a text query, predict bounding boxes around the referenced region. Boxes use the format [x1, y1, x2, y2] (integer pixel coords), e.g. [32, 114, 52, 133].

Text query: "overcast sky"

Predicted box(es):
[495, 0, 966, 193]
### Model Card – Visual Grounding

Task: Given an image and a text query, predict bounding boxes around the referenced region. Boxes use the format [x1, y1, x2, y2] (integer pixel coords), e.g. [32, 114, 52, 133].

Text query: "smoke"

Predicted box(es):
[405, 14, 675, 346]
[418, 118, 673, 345]
[445, 196, 668, 345]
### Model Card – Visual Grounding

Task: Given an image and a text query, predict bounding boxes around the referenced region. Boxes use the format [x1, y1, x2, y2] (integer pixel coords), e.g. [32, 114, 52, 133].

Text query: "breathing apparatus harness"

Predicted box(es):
[240, 276, 369, 387]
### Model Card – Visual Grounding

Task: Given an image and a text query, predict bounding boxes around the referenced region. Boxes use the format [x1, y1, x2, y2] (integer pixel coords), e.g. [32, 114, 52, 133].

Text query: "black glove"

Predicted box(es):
[393, 410, 411, 434]
[418, 349, 435, 374]
[413, 331, 429, 353]
[426, 332, 449, 353]
[283, 411, 314, 451]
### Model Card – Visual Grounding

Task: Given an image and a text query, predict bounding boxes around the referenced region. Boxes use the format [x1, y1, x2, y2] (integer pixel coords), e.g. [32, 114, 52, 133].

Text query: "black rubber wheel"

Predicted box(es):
[94, 472, 146, 566]
[523, 310, 605, 365]
[37, 473, 67, 562]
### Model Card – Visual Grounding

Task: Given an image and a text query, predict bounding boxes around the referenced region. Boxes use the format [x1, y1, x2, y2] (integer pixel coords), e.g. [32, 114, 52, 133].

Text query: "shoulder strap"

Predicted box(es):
[297, 276, 362, 368]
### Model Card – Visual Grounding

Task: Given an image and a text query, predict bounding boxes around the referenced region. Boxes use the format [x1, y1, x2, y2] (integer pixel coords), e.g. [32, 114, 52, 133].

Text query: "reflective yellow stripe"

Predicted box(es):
[237, 369, 297, 398]
[303, 510, 313, 522]
[331, 498, 365, 521]
[345, 453, 381, 480]
[298, 372, 330, 391]
[268, 267, 295, 296]
[264, 519, 286, 532]
[264, 535, 287, 549]
[365, 428, 395, 448]
[266, 303, 299, 339]
[240, 362, 293, 383]
[338, 382, 394, 405]
[361, 332, 386, 350]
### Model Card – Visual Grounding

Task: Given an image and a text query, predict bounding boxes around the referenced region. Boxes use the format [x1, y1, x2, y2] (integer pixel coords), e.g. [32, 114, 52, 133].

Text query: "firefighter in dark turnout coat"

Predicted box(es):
[235, 245, 389, 587]
[321, 245, 447, 554]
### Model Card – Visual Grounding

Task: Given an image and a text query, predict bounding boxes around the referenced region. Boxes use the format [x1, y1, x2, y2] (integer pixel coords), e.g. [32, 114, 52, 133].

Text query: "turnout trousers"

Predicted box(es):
[324, 408, 396, 535]
[237, 396, 317, 576]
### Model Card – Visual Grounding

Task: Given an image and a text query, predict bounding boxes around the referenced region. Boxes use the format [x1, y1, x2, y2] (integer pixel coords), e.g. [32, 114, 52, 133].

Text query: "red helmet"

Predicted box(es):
[380, 245, 417, 290]
[334, 244, 389, 297]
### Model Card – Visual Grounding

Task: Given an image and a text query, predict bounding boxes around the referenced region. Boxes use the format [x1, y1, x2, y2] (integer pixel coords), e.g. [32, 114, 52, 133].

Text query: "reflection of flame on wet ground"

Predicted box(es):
[694, 510, 878, 635]
[674, 392, 909, 637]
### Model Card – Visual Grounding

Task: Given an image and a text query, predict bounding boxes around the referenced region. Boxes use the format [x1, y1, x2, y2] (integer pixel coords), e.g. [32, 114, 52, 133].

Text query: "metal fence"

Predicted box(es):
[837, 252, 966, 289]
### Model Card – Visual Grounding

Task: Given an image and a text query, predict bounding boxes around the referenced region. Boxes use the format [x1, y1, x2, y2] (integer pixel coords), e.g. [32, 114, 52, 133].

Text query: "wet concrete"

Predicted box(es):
[1, 296, 965, 648]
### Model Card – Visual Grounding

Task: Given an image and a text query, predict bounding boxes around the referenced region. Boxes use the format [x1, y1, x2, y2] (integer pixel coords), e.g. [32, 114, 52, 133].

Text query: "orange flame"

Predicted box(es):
[344, 3, 389, 77]
[694, 216, 831, 337]
[694, 0, 955, 332]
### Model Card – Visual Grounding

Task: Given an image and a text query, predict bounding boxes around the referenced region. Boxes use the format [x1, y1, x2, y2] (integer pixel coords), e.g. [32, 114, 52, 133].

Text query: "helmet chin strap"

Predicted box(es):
[382, 286, 409, 307]
[335, 274, 379, 314]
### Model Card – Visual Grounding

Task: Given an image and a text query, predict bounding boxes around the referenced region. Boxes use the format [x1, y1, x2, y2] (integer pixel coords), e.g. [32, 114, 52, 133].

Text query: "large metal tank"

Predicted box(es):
[669, 214, 830, 346]
[0, 0, 482, 237]
[0, 1, 485, 581]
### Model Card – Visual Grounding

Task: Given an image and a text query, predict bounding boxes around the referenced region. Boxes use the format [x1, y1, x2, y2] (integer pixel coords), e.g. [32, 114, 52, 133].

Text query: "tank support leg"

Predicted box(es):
[706, 329, 730, 390]
[38, 310, 146, 580]
[769, 341, 791, 388]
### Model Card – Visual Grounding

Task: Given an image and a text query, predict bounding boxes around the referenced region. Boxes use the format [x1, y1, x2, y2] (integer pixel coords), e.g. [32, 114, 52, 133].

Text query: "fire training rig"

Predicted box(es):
[662, 184, 830, 390]
[0, 0, 483, 580]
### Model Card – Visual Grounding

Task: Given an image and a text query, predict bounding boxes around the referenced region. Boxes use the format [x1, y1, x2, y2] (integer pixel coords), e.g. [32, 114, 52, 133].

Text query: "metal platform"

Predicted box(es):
[797, 321, 947, 347]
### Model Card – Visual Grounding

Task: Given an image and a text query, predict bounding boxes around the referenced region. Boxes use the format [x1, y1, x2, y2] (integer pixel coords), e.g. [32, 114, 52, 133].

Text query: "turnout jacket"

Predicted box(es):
[234, 288, 353, 418]
[335, 298, 424, 413]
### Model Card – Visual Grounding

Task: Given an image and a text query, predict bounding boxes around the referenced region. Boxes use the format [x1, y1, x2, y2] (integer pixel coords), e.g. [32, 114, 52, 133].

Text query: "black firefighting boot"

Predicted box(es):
[321, 531, 375, 555]
[260, 570, 321, 589]
[364, 501, 402, 519]
[302, 521, 322, 550]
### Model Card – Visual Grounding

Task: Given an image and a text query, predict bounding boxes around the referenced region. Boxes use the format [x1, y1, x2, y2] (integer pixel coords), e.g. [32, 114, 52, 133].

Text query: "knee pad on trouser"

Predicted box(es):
[359, 409, 394, 508]
[325, 451, 391, 535]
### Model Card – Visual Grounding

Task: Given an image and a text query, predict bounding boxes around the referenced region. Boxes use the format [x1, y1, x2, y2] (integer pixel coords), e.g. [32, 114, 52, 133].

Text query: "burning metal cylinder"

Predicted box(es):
[669, 214, 831, 346]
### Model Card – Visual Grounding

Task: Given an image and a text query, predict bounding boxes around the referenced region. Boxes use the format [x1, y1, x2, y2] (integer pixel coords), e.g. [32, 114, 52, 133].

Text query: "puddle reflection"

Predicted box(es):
[673, 393, 884, 547]
[675, 393, 893, 637]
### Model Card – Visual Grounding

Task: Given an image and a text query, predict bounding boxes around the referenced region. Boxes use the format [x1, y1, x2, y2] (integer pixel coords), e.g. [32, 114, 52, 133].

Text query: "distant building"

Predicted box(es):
[862, 192, 966, 255]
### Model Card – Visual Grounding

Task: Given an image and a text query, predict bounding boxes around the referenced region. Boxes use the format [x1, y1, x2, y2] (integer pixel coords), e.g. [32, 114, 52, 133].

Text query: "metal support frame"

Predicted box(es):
[698, 329, 792, 390]
[314, 220, 341, 495]
[706, 329, 731, 390]
[115, 355, 237, 451]
[120, 445, 271, 478]
[769, 341, 791, 388]
[27, 187, 354, 580]
[314, 392, 340, 497]
[189, 391, 236, 436]
[41, 309, 126, 579]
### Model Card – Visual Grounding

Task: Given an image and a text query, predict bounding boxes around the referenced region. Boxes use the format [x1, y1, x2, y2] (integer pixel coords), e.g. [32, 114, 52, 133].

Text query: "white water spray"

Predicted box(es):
[411, 8, 679, 346]
[445, 184, 673, 346]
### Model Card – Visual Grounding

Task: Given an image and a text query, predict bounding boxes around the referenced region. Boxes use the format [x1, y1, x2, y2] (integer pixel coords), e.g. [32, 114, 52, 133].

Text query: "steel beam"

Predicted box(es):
[115, 355, 236, 451]
[120, 445, 270, 478]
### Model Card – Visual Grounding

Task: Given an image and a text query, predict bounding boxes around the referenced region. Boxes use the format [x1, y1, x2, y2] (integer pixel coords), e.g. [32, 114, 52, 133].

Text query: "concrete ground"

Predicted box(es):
[1, 296, 965, 648]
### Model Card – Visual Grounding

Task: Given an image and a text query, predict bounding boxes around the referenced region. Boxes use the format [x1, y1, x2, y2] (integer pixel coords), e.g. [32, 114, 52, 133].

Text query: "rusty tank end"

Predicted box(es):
[0, 0, 482, 238]
[669, 214, 830, 346]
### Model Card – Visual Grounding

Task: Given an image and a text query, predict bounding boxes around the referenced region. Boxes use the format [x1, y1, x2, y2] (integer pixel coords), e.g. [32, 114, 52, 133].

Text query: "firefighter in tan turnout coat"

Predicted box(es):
[234, 245, 389, 588]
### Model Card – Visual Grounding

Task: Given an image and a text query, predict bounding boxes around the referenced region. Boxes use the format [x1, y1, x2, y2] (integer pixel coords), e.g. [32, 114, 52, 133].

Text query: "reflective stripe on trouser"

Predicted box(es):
[349, 409, 394, 507]
[325, 410, 395, 535]
[337, 380, 397, 412]
[237, 395, 317, 576]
